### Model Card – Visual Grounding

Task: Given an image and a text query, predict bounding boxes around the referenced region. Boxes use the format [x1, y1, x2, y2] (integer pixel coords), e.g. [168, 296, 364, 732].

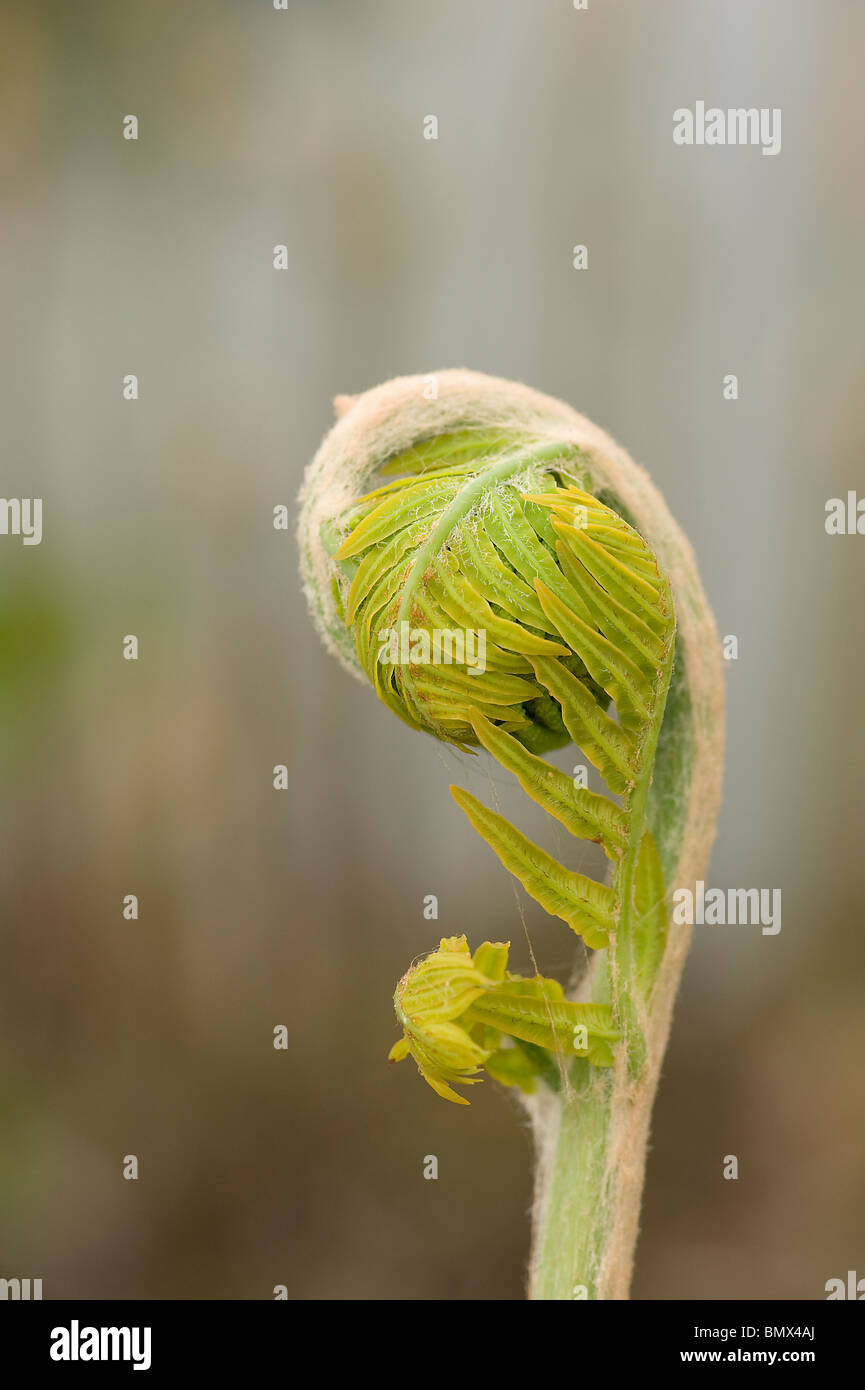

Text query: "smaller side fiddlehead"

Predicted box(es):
[389, 935, 618, 1105]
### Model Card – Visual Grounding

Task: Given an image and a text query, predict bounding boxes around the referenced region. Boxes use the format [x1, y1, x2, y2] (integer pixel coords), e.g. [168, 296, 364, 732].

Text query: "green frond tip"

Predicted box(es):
[390, 935, 619, 1105]
[322, 427, 673, 750]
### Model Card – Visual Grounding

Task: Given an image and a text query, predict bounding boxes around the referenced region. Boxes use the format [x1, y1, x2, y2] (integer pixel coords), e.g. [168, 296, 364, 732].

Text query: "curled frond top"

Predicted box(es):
[299, 378, 673, 755]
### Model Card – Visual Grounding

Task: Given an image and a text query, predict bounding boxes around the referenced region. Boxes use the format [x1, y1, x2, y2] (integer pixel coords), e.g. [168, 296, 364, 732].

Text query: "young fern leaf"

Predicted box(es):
[450, 784, 615, 950]
[530, 653, 639, 794]
[299, 369, 725, 1301]
[464, 994, 619, 1068]
[466, 708, 627, 858]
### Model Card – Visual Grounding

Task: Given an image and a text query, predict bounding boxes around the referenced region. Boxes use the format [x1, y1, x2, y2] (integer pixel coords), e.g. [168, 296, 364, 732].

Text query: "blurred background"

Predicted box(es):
[1, 0, 864, 1300]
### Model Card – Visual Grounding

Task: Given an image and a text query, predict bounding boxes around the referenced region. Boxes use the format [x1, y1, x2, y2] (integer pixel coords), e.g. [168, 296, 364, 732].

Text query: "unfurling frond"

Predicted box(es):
[301, 381, 685, 1104]
[299, 371, 725, 1299]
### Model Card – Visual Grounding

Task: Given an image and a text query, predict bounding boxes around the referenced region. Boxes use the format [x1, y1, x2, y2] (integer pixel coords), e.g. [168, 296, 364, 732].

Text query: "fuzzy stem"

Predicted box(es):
[528, 612, 675, 1300]
[530, 1063, 613, 1300]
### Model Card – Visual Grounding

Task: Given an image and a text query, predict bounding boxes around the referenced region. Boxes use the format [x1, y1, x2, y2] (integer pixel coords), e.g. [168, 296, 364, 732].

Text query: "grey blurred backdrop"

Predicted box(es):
[1, 0, 863, 1299]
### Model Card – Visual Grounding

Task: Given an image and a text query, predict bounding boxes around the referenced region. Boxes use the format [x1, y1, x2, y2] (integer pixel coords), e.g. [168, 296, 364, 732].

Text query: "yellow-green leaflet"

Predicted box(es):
[467, 708, 627, 859]
[535, 579, 653, 731]
[632, 829, 669, 998]
[450, 785, 614, 950]
[530, 654, 639, 795]
[464, 994, 619, 1067]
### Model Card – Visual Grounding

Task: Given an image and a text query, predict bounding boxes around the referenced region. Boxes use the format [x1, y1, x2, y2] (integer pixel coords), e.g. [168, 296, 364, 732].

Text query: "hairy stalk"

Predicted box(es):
[530, 641, 672, 1298]
[298, 369, 725, 1300]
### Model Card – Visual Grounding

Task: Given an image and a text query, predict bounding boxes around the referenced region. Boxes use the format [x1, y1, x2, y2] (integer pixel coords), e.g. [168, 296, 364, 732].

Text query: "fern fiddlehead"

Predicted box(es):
[298, 369, 725, 1300]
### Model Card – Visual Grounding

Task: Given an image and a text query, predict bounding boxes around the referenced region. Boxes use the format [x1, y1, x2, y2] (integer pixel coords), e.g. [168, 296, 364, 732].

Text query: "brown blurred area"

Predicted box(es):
[1, 0, 864, 1299]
